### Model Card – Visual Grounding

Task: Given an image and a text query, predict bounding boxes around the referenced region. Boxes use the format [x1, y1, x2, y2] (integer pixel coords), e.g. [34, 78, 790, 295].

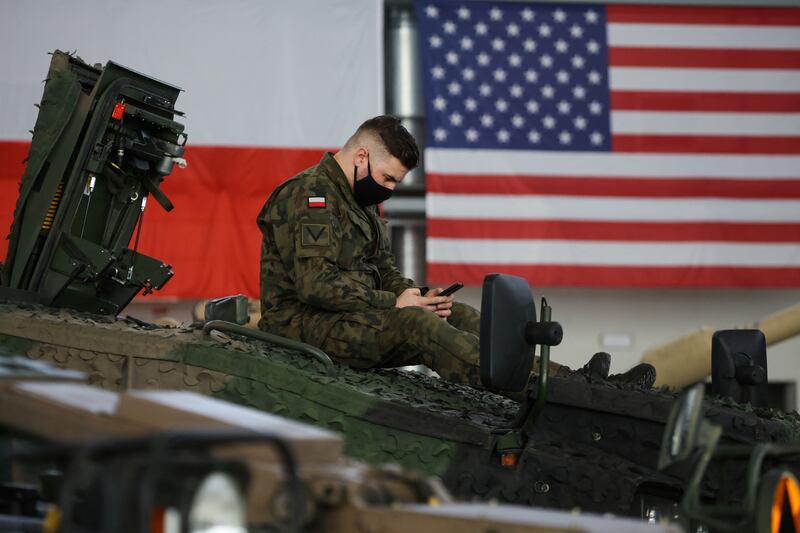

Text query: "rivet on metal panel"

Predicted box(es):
[534, 481, 550, 493]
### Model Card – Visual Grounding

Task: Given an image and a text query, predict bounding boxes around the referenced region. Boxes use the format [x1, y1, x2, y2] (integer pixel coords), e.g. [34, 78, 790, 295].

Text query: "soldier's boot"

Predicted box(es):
[608, 362, 657, 389]
[579, 351, 611, 380]
[548, 352, 610, 381]
[555, 352, 656, 389]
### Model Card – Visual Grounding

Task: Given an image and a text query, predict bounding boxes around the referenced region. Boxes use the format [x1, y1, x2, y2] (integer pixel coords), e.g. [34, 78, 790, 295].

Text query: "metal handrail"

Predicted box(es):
[202, 320, 337, 376]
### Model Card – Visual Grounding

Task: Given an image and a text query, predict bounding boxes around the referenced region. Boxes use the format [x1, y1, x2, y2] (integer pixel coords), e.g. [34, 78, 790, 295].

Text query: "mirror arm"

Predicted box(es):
[509, 298, 553, 435]
[492, 294, 561, 461]
[523, 298, 551, 434]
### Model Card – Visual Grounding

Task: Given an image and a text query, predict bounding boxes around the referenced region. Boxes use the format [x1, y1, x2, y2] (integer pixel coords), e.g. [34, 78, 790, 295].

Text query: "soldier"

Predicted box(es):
[257, 115, 654, 390]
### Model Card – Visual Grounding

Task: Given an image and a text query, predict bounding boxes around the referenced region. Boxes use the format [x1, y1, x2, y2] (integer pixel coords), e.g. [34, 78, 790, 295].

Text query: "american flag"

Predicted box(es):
[416, 1, 800, 288]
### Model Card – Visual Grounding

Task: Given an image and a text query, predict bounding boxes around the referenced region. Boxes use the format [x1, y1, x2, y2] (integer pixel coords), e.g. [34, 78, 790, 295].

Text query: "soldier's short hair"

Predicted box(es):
[353, 115, 419, 170]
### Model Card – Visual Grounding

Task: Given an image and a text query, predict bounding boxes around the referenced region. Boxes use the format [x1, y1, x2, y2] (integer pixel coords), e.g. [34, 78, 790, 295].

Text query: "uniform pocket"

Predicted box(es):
[321, 311, 386, 367]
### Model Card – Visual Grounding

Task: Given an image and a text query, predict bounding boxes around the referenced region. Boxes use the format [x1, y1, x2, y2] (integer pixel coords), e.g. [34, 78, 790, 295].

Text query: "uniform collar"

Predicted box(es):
[320, 152, 372, 216]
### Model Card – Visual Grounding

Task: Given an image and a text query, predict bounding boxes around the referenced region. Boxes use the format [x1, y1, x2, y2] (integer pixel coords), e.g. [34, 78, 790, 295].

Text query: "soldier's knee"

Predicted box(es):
[449, 301, 481, 333]
[452, 301, 479, 319]
[395, 305, 429, 322]
[394, 306, 441, 331]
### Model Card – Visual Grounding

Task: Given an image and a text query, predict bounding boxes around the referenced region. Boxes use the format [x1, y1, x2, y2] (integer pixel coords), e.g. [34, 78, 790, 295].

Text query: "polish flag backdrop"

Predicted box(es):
[0, 0, 382, 298]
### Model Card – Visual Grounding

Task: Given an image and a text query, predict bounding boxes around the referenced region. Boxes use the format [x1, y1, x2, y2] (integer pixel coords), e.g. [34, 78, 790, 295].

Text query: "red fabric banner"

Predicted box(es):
[0, 140, 325, 299]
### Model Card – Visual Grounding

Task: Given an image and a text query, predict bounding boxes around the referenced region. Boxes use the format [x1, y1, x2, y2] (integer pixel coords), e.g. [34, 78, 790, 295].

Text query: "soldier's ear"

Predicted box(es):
[354, 147, 369, 166]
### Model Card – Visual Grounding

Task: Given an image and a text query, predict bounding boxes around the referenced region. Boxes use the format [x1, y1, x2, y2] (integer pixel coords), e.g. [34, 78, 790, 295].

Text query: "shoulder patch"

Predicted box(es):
[301, 223, 331, 247]
[307, 196, 326, 208]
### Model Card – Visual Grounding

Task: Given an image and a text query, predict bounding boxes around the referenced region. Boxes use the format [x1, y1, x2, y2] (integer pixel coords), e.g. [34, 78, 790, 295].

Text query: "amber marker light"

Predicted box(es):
[770, 473, 800, 533]
[500, 452, 519, 468]
[42, 505, 61, 533]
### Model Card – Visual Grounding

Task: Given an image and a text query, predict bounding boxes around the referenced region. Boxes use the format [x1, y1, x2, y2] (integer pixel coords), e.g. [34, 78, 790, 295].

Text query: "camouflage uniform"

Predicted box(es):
[257, 153, 484, 386]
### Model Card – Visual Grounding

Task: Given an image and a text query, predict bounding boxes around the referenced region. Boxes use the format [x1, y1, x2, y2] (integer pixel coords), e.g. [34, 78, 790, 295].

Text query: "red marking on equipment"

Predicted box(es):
[112, 102, 126, 120]
[150, 507, 165, 533]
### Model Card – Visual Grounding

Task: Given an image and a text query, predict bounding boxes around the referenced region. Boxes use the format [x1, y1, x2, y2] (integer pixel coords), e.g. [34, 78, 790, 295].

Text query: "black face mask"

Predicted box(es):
[353, 158, 393, 207]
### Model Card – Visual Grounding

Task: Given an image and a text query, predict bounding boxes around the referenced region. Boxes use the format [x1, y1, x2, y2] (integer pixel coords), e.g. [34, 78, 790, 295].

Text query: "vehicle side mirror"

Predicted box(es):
[479, 274, 562, 392]
[712, 329, 768, 408]
[658, 383, 721, 470]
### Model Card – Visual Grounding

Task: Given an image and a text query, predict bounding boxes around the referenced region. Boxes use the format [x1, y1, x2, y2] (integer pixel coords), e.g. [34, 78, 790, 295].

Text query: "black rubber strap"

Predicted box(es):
[141, 177, 174, 212]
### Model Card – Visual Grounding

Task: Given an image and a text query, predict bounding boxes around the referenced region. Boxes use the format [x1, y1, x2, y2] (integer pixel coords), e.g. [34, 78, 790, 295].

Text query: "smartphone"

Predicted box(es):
[439, 281, 464, 297]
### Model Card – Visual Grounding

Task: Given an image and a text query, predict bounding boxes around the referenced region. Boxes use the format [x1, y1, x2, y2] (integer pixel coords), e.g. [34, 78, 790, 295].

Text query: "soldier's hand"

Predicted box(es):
[395, 288, 450, 316]
[428, 287, 454, 318]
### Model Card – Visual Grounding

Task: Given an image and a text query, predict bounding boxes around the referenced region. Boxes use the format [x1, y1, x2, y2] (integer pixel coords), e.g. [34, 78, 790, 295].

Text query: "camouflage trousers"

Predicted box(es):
[321, 302, 567, 389]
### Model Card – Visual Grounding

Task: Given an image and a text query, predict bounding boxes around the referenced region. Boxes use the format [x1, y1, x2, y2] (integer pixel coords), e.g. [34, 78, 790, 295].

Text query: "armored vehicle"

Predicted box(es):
[3, 354, 682, 532]
[2, 51, 799, 532]
[657, 382, 800, 533]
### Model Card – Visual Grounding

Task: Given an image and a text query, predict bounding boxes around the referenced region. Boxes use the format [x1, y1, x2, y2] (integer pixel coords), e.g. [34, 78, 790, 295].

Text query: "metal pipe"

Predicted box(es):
[385, 3, 427, 282]
[387, 7, 422, 117]
[386, 6, 424, 189]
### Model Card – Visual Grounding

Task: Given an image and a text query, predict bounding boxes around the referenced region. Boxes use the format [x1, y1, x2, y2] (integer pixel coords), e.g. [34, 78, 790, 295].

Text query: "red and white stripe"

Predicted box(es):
[0, 1, 382, 298]
[427, 5, 800, 288]
[606, 5, 800, 155]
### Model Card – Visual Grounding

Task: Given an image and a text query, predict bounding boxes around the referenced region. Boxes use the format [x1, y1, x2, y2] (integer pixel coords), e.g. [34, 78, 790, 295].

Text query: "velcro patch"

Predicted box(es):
[301, 223, 331, 247]
[308, 196, 326, 208]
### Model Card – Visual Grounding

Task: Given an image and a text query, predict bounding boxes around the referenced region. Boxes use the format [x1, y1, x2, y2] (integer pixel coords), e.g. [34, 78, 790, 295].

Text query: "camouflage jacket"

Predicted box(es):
[257, 153, 414, 347]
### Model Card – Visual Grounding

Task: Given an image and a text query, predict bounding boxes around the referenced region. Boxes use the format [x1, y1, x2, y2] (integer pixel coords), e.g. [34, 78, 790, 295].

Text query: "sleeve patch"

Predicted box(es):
[301, 223, 331, 247]
[308, 196, 326, 208]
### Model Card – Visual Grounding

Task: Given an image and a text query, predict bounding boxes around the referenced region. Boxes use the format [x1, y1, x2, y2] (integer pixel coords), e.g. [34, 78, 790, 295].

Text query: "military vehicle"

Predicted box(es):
[2, 354, 683, 532]
[657, 382, 800, 533]
[1, 51, 799, 532]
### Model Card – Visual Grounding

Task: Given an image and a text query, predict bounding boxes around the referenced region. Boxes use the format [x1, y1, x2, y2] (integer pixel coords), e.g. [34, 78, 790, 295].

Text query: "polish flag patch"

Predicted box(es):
[307, 196, 326, 208]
